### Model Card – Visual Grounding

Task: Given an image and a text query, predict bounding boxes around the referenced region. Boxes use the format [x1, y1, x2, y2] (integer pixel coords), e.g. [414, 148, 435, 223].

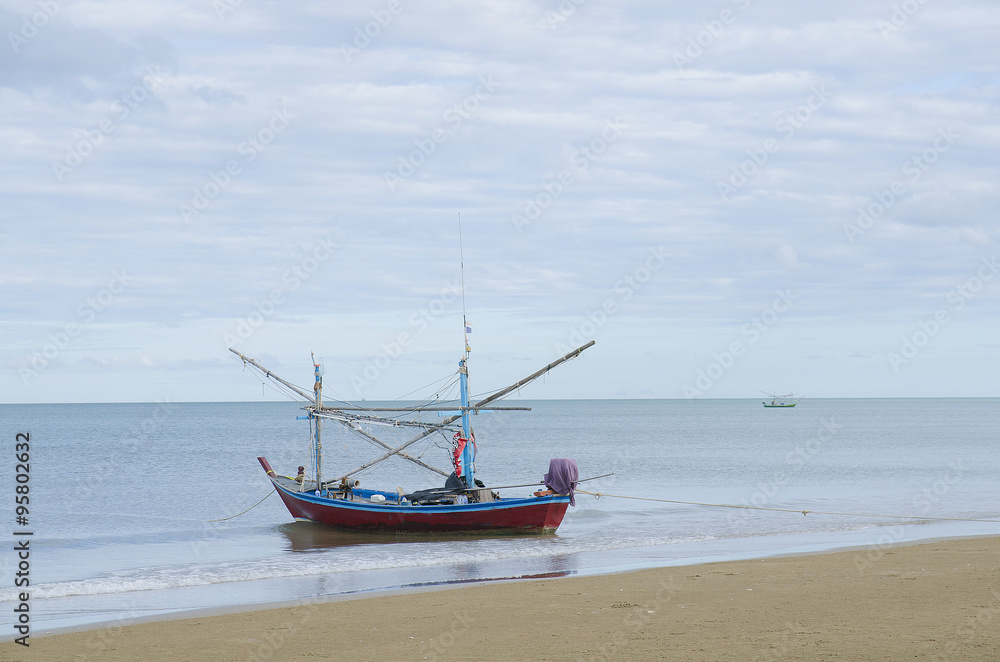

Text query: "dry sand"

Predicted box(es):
[4, 536, 999, 661]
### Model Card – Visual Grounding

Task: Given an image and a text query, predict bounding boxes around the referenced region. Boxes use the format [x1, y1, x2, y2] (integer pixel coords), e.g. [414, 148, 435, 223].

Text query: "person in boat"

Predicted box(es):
[295, 466, 306, 484]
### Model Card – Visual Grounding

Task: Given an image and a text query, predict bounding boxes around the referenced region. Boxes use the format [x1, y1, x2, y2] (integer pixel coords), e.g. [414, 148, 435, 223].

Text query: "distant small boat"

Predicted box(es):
[762, 392, 799, 408]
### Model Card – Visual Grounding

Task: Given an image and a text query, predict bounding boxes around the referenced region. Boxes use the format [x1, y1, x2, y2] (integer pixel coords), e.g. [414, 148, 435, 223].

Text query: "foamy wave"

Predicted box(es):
[0, 534, 715, 601]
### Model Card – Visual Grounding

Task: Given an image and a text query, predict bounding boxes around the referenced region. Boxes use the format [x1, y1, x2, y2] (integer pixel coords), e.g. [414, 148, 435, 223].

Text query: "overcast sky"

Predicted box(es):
[2, 0, 998, 403]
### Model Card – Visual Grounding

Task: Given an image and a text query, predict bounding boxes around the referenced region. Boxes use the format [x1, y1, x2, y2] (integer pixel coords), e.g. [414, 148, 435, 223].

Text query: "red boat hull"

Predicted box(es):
[259, 457, 570, 534]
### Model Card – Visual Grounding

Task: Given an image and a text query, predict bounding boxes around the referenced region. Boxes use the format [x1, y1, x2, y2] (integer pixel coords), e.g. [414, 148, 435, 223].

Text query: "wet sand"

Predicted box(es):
[5, 535, 999, 661]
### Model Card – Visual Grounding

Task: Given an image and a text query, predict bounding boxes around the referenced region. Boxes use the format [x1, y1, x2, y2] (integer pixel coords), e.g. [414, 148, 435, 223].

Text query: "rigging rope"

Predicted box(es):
[574, 490, 1000, 524]
[248, 366, 306, 404]
[207, 489, 276, 522]
[393, 370, 462, 406]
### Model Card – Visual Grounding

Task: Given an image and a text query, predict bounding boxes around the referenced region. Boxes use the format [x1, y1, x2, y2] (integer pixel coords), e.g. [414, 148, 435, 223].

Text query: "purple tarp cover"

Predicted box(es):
[544, 458, 579, 506]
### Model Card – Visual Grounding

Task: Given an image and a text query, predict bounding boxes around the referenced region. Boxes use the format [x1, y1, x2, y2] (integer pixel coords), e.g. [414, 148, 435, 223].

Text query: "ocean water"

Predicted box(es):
[2, 398, 999, 634]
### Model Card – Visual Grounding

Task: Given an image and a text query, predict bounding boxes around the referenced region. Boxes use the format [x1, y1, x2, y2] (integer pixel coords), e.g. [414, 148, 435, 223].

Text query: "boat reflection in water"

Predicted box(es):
[275, 521, 574, 596]
[276, 521, 547, 553]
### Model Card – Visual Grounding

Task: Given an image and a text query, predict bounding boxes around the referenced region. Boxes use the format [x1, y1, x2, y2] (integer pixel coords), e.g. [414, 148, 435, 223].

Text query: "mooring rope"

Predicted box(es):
[206, 487, 1000, 525]
[207, 489, 276, 522]
[574, 489, 1000, 524]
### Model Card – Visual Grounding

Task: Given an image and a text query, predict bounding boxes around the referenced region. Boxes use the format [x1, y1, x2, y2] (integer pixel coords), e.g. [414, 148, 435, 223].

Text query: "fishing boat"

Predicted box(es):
[762, 392, 799, 408]
[229, 338, 595, 534]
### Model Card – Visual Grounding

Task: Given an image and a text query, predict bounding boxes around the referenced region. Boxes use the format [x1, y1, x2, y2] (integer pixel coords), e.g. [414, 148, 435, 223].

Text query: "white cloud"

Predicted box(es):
[1, 1, 999, 402]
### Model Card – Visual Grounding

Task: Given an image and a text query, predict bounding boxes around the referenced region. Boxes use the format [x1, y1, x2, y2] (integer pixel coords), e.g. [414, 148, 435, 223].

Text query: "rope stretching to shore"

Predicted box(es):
[210, 487, 1000, 525]
[207, 489, 275, 522]
[574, 489, 1000, 524]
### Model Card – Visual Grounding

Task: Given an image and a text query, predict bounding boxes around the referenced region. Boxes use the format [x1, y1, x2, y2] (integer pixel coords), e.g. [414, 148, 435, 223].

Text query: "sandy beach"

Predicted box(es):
[5, 535, 999, 661]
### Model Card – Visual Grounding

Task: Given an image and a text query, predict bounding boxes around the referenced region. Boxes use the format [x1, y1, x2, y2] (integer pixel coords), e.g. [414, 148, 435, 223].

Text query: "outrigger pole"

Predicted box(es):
[230, 347, 453, 479]
[334, 340, 596, 481]
[228, 341, 596, 487]
[311, 409, 451, 478]
[229, 349, 316, 405]
[473, 340, 595, 408]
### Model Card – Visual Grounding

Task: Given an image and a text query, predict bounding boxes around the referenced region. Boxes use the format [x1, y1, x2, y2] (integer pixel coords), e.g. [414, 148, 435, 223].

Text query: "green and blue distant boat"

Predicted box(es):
[762, 392, 799, 408]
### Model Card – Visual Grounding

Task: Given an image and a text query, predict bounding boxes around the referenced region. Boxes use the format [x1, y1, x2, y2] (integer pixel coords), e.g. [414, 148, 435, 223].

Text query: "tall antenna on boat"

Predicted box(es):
[458, 213, 469, 357]
[457, 213, 475, 489]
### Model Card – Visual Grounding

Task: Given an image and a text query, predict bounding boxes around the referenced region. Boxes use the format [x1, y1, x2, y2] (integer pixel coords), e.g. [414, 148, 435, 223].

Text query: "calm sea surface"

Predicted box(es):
[2, 398, 999, 634]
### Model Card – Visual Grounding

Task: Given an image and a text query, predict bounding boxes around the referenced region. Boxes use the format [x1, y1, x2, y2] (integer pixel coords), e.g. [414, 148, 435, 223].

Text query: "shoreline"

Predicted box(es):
[18, 531, 994, 640]
[12, 567, 583, 641]
[6, 534, 999, 661]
